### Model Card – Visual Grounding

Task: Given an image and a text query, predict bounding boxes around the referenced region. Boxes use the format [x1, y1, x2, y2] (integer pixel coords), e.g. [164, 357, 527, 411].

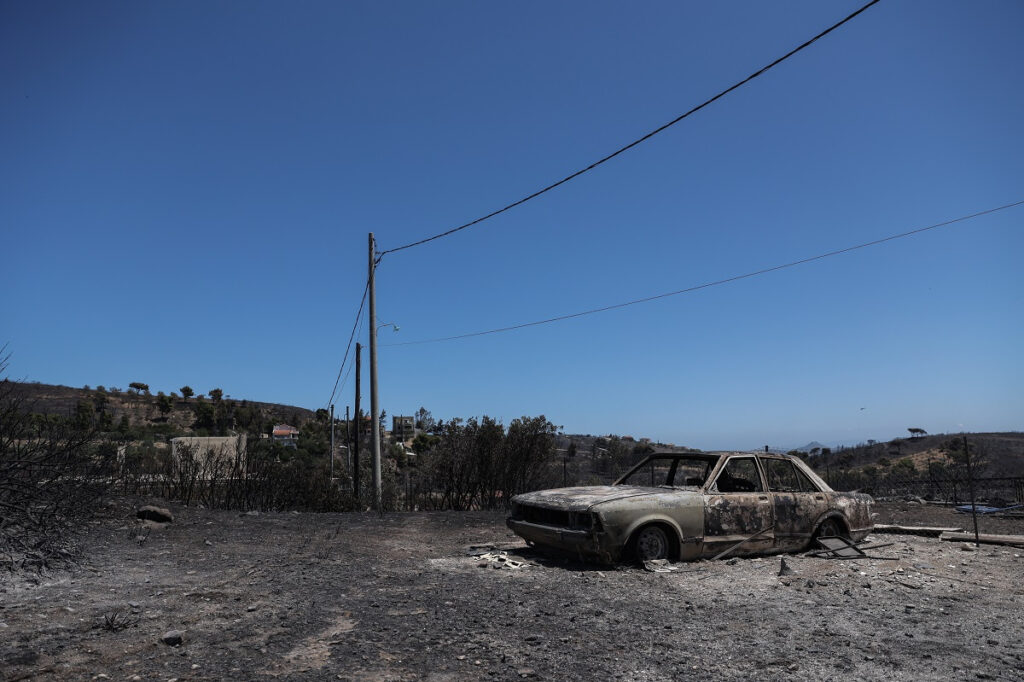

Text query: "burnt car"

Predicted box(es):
[507, 451, 872, 563]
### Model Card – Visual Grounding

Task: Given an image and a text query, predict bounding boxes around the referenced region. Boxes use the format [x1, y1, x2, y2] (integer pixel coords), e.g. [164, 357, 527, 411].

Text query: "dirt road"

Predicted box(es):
[2, 502, 1022, 680]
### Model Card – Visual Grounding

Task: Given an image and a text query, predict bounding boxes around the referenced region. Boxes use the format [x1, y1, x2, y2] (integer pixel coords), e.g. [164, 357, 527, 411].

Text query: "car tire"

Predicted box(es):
[634, 525, 670, 562]
[815, 517, 846, 539]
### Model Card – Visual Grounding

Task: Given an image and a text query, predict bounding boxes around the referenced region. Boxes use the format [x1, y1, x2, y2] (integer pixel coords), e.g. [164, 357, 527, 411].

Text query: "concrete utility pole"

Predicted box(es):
[354, 343, 361, 504]
[345, 405, 351, 472]
[329, 403, 335, 481]
[368, 233, 382, 514]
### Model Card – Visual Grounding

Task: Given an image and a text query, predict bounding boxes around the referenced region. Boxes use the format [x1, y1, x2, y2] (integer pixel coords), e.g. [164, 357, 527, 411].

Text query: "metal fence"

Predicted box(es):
[819, 469, 1024, 505]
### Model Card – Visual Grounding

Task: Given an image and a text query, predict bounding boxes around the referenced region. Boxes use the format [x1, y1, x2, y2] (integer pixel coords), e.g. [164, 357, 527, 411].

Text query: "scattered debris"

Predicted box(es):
[643, 559, 682, 573]
[472, 550, 526, 570]
[939, 532, 1024, 548]
[805, 537, 898, 560]
[873, 524, 961, 537]
[955, 504, 1024, 515]
[710, 525, 774, 561]
[136, 506, 173, 524]
[778, 557, 794, 576]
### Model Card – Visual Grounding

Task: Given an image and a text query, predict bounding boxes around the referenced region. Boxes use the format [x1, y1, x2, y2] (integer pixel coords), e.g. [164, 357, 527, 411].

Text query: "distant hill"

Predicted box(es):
[818, 432, 1024, 477]
[792, 441, 829, 453]
[7, 380, 316, 435]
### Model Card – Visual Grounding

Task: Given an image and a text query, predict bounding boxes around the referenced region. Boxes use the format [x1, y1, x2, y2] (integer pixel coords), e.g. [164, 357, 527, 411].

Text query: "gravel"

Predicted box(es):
[0, 501, 1021, 680]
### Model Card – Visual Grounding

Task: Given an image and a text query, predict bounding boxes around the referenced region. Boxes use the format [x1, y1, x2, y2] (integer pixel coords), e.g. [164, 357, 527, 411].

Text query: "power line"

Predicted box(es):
[381, 198, 1024, 347]
[325, 278, 370, 408]
[379, 0, 883, 256]
[333, 302, 366, 406]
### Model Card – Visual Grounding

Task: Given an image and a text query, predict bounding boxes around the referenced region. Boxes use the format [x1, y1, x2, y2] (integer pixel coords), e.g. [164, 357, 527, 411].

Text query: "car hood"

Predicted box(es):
[513, 486, 696, 513]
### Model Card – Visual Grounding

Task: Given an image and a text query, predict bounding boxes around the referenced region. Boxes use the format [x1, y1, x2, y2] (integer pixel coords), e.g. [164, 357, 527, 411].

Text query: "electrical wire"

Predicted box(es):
[326, 278, 370, 408]
[381, 198, 1024, 347]
[379, 0, 883, 256]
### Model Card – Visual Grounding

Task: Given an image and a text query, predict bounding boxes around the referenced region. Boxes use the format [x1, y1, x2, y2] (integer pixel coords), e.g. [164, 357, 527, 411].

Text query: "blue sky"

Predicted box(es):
[3, 0, 1021, 450]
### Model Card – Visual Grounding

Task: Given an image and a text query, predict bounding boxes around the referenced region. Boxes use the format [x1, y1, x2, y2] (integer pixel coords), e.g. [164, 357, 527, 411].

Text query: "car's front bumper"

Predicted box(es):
[506, 517, 616, 563]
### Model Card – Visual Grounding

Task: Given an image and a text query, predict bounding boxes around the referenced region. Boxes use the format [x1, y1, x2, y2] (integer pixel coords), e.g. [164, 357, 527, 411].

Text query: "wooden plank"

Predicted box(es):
[939, 532, 1024, 548]
[872, 524, 961, 537]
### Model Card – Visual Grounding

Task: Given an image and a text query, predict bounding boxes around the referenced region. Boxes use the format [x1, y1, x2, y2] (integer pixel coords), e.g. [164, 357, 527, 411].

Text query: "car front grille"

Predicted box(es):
[516, 504, 570, 527]
[513, 504, 597, 531]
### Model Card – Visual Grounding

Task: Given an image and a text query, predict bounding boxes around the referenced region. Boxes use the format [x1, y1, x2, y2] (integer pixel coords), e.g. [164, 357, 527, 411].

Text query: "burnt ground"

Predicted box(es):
[2, 501, 1023, 681]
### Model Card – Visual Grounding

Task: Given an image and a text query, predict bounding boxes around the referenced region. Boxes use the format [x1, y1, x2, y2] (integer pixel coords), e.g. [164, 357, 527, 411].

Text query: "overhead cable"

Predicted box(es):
[325, 278, 370, 408]
[379, 0, 883, 256]
[381, 198, 1024, 347]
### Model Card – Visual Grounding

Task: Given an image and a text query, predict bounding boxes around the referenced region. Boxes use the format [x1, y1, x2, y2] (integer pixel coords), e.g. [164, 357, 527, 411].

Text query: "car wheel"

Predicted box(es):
[815, 517, 845, 539]
[634, 525, 670, 562]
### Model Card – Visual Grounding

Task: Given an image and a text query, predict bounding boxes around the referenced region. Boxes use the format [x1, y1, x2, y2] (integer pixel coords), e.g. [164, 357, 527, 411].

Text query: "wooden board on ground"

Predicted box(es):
[939, 532, 1024, 548]
[873, 524, 962, 537]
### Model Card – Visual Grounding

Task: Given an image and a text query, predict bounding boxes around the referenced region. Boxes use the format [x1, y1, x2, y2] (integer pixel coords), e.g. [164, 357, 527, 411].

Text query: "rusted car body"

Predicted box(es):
[507, 451, 872, 563]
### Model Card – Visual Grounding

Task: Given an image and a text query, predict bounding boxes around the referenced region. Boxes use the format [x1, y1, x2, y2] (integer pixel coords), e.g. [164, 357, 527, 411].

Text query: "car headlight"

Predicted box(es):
[571, 512, 602, 531]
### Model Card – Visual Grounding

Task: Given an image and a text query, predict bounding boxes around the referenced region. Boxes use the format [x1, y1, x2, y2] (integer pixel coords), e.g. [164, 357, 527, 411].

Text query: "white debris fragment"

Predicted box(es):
[473, 550, 527, 569]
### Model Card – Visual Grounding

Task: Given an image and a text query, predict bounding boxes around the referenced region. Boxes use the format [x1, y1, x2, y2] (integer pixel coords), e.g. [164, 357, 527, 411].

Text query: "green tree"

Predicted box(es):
[209, 388, 223, 402]
[180, 385, 194, 401]
[193, 397, 215, 431]
[412, 433, 439, 455]
[387, 442, 408, 468]
[414, 406, 435, 432]
[893, 458, 917, 475]
[128, 382, 149, 394]
[74, 400, 95, 428]
[156, 392, 173, 418]
[93, 387, 108, 415]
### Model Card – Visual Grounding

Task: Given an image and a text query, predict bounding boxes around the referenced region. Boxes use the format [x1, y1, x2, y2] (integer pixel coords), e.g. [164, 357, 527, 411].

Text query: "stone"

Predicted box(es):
[161, 630, 184, 646]
[137, 506, 173, 523]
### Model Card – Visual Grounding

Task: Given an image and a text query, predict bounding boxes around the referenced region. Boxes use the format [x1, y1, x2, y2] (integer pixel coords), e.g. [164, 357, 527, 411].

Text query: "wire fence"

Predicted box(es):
[819, 468, 1024, 506]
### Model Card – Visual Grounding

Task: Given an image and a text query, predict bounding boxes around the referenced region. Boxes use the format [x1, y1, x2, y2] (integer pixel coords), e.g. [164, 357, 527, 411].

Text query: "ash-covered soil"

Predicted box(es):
[2, 501, 1022, 681]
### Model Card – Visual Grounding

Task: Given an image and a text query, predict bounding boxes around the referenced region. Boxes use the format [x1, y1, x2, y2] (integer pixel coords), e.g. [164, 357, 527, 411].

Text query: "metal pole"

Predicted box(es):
[330, 403, 335, 481]
[354, 342, 361, 504]
[368, 233, 382, 514]
[963, 434, 980, 546]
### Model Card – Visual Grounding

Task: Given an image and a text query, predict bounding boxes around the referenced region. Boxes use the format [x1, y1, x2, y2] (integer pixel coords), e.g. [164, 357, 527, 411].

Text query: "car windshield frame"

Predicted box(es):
[613, 454, 721, 489]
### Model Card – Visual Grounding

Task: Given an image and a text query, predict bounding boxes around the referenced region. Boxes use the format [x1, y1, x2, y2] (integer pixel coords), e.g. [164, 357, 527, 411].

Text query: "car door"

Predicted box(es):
[702, 456, 774, 557]
[761, 456, 830, 551]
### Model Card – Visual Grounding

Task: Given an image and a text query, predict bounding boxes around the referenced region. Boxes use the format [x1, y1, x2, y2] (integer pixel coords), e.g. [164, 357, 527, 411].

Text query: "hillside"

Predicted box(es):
[819, 431, 1024, 477]
[7, 380, 316, 436]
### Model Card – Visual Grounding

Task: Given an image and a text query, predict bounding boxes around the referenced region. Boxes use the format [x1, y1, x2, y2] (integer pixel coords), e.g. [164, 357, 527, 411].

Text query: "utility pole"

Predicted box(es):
[368, 233, 382, 514]
[329, 403, 335, 481]
[354, 342, 361, 505]
[345, 405, 351, 472]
